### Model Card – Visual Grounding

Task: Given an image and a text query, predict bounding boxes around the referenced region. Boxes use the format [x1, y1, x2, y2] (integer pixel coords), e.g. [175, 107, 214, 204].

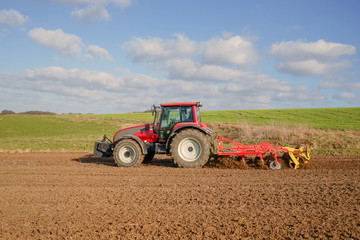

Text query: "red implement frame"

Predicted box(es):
[217, 136, 290, 167]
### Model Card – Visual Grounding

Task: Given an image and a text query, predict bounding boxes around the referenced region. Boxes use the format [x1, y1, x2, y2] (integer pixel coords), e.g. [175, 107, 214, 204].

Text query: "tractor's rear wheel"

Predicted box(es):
[113, 139, 144, 167]
[171, 129, 210, 168]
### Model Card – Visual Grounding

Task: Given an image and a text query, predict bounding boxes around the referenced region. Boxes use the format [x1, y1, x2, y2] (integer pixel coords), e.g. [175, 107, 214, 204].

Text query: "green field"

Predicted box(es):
[203, 108, 360, 130]
[0, 114, 146, 151]
[0, 107, 359, 154]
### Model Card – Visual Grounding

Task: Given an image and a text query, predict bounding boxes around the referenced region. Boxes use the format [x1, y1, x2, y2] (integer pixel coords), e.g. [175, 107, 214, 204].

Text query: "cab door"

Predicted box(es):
[158, 106, 195, 142]
[158, 106, 180, 142]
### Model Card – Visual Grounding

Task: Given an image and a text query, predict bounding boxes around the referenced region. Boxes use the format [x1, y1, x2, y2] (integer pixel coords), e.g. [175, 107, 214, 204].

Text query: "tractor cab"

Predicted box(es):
[152, 102, 203, 142]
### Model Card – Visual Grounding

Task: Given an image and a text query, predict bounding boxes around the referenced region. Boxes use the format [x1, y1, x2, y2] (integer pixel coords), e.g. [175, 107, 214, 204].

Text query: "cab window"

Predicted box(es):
[181, 106, 193, 122]
[160, 107, 180, 129]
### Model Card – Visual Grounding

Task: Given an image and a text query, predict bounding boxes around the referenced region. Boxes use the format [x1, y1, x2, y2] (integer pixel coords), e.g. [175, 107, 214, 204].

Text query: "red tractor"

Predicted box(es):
[94, 101, 311, 169]
[94, 102, 214, 168]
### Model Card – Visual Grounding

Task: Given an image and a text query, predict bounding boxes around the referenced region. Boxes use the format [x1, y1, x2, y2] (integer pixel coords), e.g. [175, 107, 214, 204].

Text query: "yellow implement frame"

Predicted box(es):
[283, 146, 311, 169]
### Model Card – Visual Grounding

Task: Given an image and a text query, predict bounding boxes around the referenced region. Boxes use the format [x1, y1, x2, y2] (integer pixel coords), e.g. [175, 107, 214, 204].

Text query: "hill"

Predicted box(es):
[0, 110, 56, 115]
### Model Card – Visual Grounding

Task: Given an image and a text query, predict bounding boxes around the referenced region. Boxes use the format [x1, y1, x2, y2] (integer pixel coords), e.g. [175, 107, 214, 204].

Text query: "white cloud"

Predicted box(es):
[0, 65, 297, 113]
[123, 74, 161, 89]
[335, 92, 355, 100]
[275, 59, 353, 76]
[166, 58, 243, 82]
[223, 74, 292, 102]
[111, 0, 133, 9]
[123, 34, 259, 67]
[319, 73, 353, 89]
[28, 28, 112, 60]
[47, 0, 100, 4]
[0, 66, 164, 113]
[85, 45, 113, 60]
[71, 4, 110, 23]
[29, 28, 84, 56]
[269, 39, 356, 76]
[3, 34, 345, 113]
[119, 34, 327, 110]
[0, 66, 164, 102]
[203, 36, 259, 66]
[24, 66, 123, 91]
[0, 9, 27, 27]
[123, 34, 201, 62]
[164, 58, 291, 95]
[46, 0, 132, 23]
[269, 39, 356, 61]
[347, 82, 360, 92]
[0, 72, 101, 102]
[50, 0, 131, 8]
[273, 90, 324, 103]
[334, 92, 360, 104]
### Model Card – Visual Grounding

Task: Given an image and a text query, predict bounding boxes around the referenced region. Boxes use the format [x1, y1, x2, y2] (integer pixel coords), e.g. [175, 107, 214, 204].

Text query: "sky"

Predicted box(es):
[0, 0, 359, 114]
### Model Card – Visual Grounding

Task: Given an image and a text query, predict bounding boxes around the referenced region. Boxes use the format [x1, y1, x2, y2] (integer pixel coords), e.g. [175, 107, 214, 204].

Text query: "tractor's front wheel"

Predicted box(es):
[114, 139, 144, 167]
[171, 129, 210, 168]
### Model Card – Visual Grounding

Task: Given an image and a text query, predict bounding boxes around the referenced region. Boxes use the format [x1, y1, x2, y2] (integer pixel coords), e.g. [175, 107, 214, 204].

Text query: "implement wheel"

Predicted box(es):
[269, 161, 281, 170]
[114, 139, 144, 167]
[171, 129, 210, 168]
[284, 153, 305, 169]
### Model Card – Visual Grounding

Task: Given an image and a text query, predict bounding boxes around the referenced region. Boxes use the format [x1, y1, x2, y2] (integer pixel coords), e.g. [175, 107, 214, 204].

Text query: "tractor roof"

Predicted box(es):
[161, 102, 202, 107]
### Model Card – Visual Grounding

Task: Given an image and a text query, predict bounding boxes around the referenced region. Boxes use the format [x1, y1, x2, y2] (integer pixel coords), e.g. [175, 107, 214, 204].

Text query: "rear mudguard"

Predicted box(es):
[166, 125, 214, 152]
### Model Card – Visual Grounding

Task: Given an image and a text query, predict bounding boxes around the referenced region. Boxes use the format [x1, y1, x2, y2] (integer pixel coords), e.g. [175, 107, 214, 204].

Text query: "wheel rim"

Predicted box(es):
[269, 161, 281, 170]
[178, 138, 202, 162]
[118, 146, 136, 163]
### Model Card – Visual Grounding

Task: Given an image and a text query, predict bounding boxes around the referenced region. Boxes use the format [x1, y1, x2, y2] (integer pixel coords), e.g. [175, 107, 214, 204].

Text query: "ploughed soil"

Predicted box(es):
[0, 153, 359, 239]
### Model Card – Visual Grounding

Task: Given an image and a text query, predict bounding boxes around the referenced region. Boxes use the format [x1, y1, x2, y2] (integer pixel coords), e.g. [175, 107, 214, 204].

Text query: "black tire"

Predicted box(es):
[171, 129, 210, 168]
[113, 139, 144, 167]
[143, 152, 155, 164]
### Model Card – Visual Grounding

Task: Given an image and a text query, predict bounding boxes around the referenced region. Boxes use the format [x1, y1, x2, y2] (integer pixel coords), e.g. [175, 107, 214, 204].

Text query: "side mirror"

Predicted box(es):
[151, 104, 156, 116]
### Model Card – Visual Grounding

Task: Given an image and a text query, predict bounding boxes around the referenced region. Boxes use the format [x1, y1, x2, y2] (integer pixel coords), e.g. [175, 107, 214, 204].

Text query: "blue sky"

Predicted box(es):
[0, 0, 359, 113]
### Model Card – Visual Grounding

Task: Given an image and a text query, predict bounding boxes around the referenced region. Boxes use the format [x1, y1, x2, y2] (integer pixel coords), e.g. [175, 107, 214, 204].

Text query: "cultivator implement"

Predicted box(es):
[282, 146, 311, 169]
[217, 136, 311, 170]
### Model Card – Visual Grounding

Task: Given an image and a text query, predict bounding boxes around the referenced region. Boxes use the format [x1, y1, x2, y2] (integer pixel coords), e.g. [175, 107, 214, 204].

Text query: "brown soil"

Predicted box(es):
[0, 153, 359, 239]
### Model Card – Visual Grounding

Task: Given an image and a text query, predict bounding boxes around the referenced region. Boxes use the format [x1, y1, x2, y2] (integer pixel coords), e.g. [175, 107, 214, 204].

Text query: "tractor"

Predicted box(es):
[94, 101, 311, 169]
[94, 102, 214, 168]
